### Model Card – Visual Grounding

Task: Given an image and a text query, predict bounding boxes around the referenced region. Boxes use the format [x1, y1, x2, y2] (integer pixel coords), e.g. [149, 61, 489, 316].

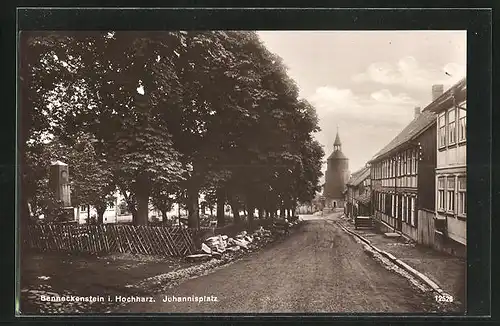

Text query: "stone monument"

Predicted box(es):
[49, 160, 75, 221]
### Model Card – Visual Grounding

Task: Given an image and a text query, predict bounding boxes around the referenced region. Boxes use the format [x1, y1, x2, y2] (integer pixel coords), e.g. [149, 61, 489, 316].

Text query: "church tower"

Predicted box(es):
[323, 128, 349, 209]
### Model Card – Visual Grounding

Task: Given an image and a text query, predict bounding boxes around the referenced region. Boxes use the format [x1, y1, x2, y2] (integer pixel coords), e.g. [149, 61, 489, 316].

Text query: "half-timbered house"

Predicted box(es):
[369, 86, 441, 242]
[425, 77, 467, 257]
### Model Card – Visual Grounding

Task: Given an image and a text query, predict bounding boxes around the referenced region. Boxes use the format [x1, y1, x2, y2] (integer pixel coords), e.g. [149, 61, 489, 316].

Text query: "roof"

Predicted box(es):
[369, 78, 466, 163]
[327, 150, 348, 160]
[354, 188, 372, 205]
[333, 131, 342, 146]
[369, 110, 436, 162]
[424, 77, 467, 114]
[346, 169, 362, 184]
[347, 167, 370, 187]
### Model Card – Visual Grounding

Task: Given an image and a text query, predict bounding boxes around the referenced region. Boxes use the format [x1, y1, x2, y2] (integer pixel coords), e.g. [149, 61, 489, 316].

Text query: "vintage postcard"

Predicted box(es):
[17, 9, 478, 316]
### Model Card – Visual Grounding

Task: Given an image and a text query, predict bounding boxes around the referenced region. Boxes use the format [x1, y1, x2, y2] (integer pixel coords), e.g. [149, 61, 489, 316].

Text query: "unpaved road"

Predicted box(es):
[116, 212, 435, 313]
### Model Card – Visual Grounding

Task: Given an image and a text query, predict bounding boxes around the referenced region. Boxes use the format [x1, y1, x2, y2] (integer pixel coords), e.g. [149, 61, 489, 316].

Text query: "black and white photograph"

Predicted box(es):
[18, 25, 469, 315]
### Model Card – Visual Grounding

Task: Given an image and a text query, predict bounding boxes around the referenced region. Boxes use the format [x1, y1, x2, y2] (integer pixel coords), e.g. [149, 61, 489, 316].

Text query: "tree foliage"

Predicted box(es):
[20, 30, 324, 228]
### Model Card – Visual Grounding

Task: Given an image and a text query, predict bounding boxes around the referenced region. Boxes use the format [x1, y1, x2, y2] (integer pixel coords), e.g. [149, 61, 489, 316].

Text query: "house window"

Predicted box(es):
[438, 113, 446, 147]
[404, 154, 408, 176]
[410, 197, 416, 226]
[406, 196, 411, 224]
[402, 195, 406, 222]
[381, 193, 384, 213]
[458, 108, 466, 142]
[80, 205, 87, 212]
[385, 194, 393, 216]
[448, 109, 456, 145]
[412, 150, 416, 174]
[409, 153, 412, 175]
[381, 193, 384, 212]
[447, 177, 455, 212]
[107, 202, 115, 210]
[437, 177, 445, 211]
[395, 195, 399, 219]
[407, 196, 411, 224]
[391, 194, 395, 217]
[458, 176, 466, 217]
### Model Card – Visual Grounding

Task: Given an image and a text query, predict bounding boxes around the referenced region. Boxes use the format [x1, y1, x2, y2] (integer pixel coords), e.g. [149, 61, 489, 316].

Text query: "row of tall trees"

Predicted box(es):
[20, 31, 324, 228]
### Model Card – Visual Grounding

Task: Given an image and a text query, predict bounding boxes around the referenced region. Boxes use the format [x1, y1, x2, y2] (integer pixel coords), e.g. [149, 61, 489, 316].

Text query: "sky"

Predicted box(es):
[257, 31, 466, 183]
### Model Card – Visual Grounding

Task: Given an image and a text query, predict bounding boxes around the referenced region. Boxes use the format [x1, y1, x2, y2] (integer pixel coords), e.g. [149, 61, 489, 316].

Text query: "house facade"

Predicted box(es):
[370, 112, 435, 240]
[370, 85, 442, 243]
[345, 167, 371, 220]
[73, 190, 164, 224]
[368, 80, 466, 257]
[426, 78, 467, 257]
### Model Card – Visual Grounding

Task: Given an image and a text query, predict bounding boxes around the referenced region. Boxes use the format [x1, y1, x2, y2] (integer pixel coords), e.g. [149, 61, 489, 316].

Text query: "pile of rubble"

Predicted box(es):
[186, 226, 274, 262]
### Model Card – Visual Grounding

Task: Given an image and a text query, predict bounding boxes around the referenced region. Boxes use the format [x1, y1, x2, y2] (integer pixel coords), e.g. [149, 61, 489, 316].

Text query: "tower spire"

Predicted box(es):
[334, 126, 342, 151]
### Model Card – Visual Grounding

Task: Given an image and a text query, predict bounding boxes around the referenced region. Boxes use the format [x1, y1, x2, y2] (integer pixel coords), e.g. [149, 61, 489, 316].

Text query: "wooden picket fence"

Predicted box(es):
[24, 223, 202, 257]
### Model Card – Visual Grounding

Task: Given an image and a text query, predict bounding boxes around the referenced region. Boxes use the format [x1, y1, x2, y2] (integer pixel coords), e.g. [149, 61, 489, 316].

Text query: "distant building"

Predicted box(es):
[73, 191, 212, 225]
[323, 129, 349, 209]
[345, 167, 371, 220]
[73, 190, 163, 224]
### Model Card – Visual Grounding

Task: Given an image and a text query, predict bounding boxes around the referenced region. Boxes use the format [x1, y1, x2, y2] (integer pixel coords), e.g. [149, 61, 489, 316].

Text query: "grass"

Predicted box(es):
[20, 251, 196, 314]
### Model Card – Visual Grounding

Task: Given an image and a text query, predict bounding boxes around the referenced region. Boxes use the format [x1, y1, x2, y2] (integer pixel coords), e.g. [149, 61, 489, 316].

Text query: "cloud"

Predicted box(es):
[352, 56, 466, 89]
[310, 85, 418, 124]
[309, 86, 421, 177]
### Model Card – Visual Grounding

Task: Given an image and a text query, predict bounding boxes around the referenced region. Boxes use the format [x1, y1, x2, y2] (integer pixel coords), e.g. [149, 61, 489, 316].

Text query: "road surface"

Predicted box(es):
[116, 212, 434, 313]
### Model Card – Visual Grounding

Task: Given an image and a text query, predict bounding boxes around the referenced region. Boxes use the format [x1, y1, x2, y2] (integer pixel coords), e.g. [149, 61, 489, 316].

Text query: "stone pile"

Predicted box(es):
[186, 226, 274, 262]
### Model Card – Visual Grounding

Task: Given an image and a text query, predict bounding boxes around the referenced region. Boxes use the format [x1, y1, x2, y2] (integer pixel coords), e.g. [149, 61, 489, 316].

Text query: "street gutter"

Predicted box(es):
[336, 221, 446, 296]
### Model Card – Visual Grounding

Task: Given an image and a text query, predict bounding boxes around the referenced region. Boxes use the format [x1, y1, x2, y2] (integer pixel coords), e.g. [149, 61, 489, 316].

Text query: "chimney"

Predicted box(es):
[432, 84, 444, 101]
[414, 106, 421, 119]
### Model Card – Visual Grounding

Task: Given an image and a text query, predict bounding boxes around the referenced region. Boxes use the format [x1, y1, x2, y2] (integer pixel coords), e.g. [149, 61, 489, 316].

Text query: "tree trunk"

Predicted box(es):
[216, 203, 225, 227]
[161, 209, 168, 224]
[286, 209, 290, 218]
[279, 204, 285, 218]
[216, 188, 225, 227]
[231, 201, 241, 224]
[258, 208, 263, 219]
[119, 186, 137, 222]
[135, 191, 149, 225]
[247, 206, 255, 225]
[97, 206, 106, 224]
[265, 209, 270, 218]
[187, 186, 199, 229]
